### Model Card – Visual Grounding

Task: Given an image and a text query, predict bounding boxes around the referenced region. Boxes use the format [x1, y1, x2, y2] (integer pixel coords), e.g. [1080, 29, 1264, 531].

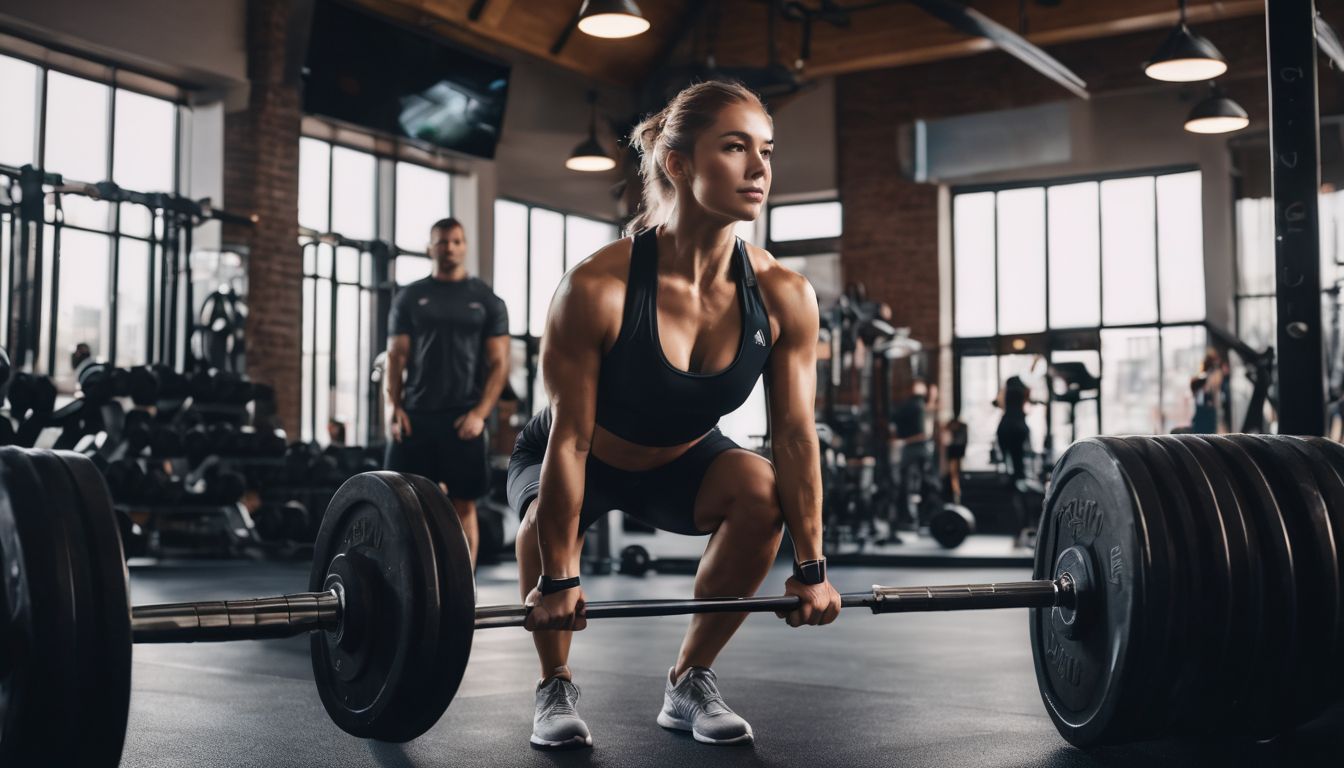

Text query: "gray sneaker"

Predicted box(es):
[657, 666, 754, 745]
[530, 676, 593, 749]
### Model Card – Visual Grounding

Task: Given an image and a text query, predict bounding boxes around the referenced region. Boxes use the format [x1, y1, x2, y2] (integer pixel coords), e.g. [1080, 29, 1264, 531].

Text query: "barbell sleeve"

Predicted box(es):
[133, 590, 342, 643]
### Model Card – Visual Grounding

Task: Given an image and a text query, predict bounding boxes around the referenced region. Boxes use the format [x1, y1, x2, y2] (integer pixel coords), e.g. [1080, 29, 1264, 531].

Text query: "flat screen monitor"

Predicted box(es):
[304, 0, 510, 159]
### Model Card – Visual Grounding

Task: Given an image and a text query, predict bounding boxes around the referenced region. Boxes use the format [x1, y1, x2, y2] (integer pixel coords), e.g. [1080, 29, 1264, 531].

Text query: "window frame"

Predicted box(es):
[950, 165, 1206, 459]
[0, 47, 187, 387]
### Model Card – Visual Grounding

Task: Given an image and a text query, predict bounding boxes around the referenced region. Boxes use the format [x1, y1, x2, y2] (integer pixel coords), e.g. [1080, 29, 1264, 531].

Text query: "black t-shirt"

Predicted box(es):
[388, 276, 509, 412]
[892, 395, 927, 439]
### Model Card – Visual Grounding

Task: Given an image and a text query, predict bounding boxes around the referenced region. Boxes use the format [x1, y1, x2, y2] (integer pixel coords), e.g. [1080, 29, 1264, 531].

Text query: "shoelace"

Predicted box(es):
[680, 669, 730, 713]
[541, 681, 580, 718]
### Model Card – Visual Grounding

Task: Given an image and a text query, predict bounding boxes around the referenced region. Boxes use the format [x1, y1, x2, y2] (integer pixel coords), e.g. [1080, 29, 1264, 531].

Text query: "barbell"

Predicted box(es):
[2, 433, 1343, 766]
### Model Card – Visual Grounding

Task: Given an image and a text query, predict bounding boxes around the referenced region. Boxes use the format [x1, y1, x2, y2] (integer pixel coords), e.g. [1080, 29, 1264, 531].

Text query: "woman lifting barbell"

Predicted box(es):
[505, 80, 842, 750]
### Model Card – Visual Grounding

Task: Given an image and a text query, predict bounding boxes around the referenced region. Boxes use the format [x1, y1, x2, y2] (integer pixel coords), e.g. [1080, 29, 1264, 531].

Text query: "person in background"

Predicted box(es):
[994, 375, 1031, 481]
[891, 379, 933, 533]
[942, 412, 967, 504]
[384, 217, 511, 569]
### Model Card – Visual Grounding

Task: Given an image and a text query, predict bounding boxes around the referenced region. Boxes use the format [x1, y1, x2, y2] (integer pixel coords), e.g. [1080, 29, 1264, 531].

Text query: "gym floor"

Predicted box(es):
[125, 561, 1344, 768]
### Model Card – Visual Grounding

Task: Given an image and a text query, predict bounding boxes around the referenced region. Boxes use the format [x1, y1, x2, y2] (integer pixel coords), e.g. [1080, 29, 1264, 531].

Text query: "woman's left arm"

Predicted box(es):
[765, 272, 824, 564]
[765, 270, 841, 626]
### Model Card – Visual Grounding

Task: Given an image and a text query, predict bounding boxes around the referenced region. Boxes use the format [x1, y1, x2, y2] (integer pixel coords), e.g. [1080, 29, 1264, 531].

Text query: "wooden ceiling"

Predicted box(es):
[350, 0, 1270, 87]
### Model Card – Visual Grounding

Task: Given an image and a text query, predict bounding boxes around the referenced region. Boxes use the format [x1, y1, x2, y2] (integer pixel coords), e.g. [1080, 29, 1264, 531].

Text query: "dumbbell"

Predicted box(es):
[126, 366, 161, 407]
[122, 411, 153, 454]
[103, 459, 146, 504]
[149, 425, 184, 458]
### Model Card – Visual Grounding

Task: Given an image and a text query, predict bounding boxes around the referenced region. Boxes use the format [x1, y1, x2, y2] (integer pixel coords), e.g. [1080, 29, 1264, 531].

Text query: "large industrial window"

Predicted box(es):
[951, 169, 1206, 470]
[297, 137, 456, 444]
[492, 199, 619, 415]
[0, 52, 184, 390]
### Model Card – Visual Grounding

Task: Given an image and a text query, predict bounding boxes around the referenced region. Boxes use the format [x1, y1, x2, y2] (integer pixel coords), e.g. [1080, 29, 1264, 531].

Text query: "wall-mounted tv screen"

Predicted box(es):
[303, 0, 510, 159]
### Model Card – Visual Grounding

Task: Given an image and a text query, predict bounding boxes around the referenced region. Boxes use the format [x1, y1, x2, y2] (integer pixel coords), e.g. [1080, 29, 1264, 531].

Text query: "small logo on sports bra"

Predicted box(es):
[418, 297, 430, 306]
[754, 329, 767, 347]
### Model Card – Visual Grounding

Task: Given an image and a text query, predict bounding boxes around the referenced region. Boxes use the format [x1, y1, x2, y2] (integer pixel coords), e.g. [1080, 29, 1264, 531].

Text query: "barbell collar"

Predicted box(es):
[868, 577, 1068, 614]
[132, 590, 341, 643]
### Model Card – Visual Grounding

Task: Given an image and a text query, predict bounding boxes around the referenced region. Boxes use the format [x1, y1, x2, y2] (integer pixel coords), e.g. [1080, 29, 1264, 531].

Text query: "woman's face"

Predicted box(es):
[671, 101, 773, 222]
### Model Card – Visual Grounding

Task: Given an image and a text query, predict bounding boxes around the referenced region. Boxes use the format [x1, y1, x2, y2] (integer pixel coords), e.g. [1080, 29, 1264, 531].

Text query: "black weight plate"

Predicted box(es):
[1092, 437, 1178, 741]
[0, 468, 29, 757]
[396, 473, 477, 741]
[0, 449, 86, 765]
[53, 450, 132, 764]
[1168, 435, 1263, 733]
[26, 450, 125, 767]
[1198, 435, 1297, 739]
[930, 504, 975, 549]
[1227, 435, 1340, 726]
[1135, 437, 1227, 733]
[309, 472, 443, 740]
[1283, 437, 1344, 707]
[1029, 439, 1156, 747]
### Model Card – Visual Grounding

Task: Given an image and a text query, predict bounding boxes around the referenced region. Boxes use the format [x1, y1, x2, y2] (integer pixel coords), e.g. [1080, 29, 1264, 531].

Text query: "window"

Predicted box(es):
[952, 169, 1205, 468]
[299, 138, 415, 445]
[768, 201, 842, 242]
[767, 199, 842, 305]
[1234, 187, 1344, 431]
[0, 53, 184, 391]
[492, 199, 619, 414]
[297, 140, 465, 444]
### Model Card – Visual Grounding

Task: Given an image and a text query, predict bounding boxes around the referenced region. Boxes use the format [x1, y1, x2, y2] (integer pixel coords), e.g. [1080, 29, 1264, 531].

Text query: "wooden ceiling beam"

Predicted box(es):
[713, 0, 1264, 80]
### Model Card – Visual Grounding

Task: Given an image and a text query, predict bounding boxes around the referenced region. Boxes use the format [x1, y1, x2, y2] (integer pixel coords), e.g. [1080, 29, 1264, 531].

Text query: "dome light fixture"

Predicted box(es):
[1144, 0, 1228, 82]
[566, 91, 616, 172]
[1184, 83, 1249, 134]
[577, 0, 650, 39]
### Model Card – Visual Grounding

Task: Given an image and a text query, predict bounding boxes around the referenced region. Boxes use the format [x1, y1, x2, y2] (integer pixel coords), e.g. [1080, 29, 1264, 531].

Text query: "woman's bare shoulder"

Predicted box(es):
[552, 237, 633, 327]
[743, 241, 815, 308]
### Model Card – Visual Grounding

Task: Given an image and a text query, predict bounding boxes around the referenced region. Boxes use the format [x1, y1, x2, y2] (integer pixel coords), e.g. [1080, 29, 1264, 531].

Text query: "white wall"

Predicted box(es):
[770, 77, 838, 197]
[0, 0, 248, 106]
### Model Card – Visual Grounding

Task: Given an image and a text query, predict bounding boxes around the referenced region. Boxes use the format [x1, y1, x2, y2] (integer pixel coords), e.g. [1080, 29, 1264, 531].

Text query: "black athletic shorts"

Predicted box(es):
[384, 408, 490, 500]
[506, 407, 741, 536]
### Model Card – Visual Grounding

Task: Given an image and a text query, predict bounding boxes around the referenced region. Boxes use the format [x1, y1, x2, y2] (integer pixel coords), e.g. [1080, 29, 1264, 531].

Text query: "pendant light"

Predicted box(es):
[566, 91, 616, 172]
[577, 0, 650, 39]
[1183, 82, 1249, 134]
[1145, 0, 1228, 82]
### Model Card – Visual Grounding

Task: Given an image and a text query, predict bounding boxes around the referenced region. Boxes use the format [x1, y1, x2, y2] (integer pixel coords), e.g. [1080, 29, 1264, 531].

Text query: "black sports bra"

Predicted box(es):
[594, 229, 773, 447]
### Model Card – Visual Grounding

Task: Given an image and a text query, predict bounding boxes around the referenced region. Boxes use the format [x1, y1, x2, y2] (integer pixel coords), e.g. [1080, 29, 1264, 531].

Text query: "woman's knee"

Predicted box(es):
[704, 453, 782, 532]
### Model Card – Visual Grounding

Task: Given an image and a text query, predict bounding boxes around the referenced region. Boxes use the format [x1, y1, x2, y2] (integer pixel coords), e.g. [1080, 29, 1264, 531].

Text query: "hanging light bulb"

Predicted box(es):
[566, 91, 616, 172]
[1184, 83, 1249, 134]
[1145, 0, 1228, 82]
[577, 0, 650, 39]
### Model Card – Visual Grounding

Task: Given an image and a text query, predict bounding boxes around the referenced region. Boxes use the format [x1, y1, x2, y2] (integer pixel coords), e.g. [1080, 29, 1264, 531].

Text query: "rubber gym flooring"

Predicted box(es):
[123, 560, 1344, 768]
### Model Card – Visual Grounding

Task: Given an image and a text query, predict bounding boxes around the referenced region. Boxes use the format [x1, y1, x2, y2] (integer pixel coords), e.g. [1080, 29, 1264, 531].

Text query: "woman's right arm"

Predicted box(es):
[533, 267, 614, 579]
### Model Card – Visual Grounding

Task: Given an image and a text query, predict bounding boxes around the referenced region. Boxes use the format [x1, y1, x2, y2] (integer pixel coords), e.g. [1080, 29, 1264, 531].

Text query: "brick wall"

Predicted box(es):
[835, 13, 1282, 392]
[222, 0, 302, 439]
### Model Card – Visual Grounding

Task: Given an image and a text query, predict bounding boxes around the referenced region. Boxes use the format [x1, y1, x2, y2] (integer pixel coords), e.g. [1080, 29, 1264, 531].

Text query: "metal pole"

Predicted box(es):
[132, 579, 1070, 641]
[1266, 0, 1325, 435]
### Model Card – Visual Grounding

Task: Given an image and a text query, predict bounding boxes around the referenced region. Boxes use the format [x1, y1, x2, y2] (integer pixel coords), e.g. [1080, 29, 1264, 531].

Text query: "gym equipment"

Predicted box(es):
[928, 504, 976, 548]
[6, 433, 1344, 764]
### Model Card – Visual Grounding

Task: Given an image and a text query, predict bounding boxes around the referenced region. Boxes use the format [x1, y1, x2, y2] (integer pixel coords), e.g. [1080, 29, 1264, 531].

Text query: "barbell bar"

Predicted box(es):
[129, 577, 1073, 642]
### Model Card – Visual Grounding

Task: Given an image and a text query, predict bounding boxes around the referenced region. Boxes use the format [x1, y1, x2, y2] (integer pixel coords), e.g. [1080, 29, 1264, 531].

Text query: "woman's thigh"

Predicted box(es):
[689, 448, 781, 534]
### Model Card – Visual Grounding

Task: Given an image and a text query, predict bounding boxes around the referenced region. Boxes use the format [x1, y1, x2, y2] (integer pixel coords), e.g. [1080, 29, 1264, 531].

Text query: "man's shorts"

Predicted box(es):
[384, 408, 490, 500]
[505, 407, 741, 536]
